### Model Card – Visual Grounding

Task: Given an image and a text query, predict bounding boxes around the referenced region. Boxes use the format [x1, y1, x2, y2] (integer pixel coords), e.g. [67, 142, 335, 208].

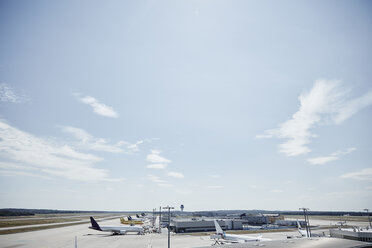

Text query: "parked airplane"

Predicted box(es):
[136, 213, 146, 218]
[120, 216, 144, 225]
[297, 220, 308, 237]
[296, 220, 322, 238]
[89, 216, 144, 235]
[211, 220, 271, 244]
[286, 220, 323, 239]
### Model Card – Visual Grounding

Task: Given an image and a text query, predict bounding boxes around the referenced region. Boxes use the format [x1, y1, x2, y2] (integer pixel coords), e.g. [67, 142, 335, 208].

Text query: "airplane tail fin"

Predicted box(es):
[214, 220, 224, 235]
[297, 220, 308, 237]
[297, 220, 302, 229]
[90, 217, 102, 231]
[128, 216, 132, 220]
[154, 216, 160, 227]
[136, 214, 140, 218]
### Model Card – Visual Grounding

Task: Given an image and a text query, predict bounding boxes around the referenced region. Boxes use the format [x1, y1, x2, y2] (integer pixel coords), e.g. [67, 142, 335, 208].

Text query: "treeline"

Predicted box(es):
[188, 209, 369, 217]
[0, 210, 35, 216]
[0, 208, 122, 216]
[1, 208, 369, 217]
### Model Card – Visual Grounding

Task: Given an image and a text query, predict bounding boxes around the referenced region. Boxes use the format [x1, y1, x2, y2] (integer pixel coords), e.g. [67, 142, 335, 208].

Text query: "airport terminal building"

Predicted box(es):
[171, 219, 244, 233]
[330, 228, 372, 243]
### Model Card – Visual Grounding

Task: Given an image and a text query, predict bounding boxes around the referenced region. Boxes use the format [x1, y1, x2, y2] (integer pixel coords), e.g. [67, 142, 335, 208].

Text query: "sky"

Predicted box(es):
[0, 0, 372, 212]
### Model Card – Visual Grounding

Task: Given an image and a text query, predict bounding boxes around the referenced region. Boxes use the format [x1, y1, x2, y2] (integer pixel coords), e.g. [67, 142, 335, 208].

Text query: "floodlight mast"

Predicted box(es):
[299, 207, 311, 237]
[163, 206, 174, 248]
[364, 209, 371, 228]
[159, 206, 162, 233]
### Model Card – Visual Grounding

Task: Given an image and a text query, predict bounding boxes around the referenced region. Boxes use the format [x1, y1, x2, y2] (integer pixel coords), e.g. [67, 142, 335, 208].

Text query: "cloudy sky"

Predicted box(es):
[0, 0, 371, 211]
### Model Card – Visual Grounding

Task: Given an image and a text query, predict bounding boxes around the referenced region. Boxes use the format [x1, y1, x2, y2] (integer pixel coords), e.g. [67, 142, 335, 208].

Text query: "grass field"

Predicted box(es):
[0, 218, 82, 228]
[283, 215, 370, 222]
[0, 221, 90, 235]
[0, 214, 123, 235]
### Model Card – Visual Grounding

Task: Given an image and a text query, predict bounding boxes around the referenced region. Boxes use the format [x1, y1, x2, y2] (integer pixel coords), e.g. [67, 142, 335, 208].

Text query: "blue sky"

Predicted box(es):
[0, 0, 371, 211]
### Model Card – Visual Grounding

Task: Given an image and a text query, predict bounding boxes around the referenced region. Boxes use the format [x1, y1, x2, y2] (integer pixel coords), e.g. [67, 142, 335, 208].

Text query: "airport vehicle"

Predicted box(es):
[89, 216, 144, 235]
[211, 220, 271, 244]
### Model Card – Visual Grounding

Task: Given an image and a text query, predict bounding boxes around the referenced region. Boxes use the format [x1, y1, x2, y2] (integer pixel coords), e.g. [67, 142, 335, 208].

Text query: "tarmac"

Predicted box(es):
[0, 218, 213, 248]
[0, 217, 371, 248]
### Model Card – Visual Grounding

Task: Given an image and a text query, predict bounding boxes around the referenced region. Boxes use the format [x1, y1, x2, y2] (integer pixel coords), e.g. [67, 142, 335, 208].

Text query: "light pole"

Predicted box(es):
[163, 206, 174, 248]
[159, 206, 162, 233]
[364, 209, 371, 228]
[299, 207, 311, 237]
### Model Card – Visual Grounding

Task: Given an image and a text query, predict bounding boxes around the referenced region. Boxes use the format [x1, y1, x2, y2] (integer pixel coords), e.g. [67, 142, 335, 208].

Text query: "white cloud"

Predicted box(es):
[341, 168, 372, 181]
[0, 162, 37, 171]
[61, 126, 142, 154]
[307, 147, 356, 165]
[147, 174, 173, 187]
[147, 174, 167, 184]
[271, 189, 283, 193]
[167, 172, 184, 178]
[175, 188, 192, 195]
[207, 185, 224, 189]
[365, 186, 372, 191]
[257, 80, 372, 156]
[124, 140, 143, 153]
[74, 93, 118, 118]
[158, 183, 172, 187]
[334, 147, 356, 156]
[208, 174, 220, 178]
[146, 150, 171, 163]
[249, 185, 265, 189]
[307, 156, 339, 165]
[0, 84, 29, 103]
[146, 164, 168, 169]
[0, 120, 123, 182]
[0, 169, 52, 180]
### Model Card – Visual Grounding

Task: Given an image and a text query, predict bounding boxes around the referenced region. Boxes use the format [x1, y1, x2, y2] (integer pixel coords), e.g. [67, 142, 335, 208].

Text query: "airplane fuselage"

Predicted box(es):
[89, 217, 144, 235]
[224, 234, 261, 242]
[90, 225, 143, 234]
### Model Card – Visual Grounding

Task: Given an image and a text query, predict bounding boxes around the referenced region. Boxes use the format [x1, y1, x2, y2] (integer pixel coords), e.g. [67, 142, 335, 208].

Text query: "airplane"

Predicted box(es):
[296, 220, 322, 238]
[286, 220, 322, 239]
[143, 216, 161, 233]
[136, 213, 146, 218]
[89, 216, 144, 235]
[120, 216, 144, 225]
[297, 220, 308, 237]
[211, 220, 271, 244]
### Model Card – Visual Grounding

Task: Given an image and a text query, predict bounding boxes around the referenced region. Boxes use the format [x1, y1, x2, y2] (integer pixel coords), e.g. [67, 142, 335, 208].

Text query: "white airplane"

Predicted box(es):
[89, 216, 144, 235]
[295, 220, 322, 238]
[146, 216, 161, 233]
[297, 220, 308, 237]
[211, 220, 271, 244]
[287, 220, 322, 239]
